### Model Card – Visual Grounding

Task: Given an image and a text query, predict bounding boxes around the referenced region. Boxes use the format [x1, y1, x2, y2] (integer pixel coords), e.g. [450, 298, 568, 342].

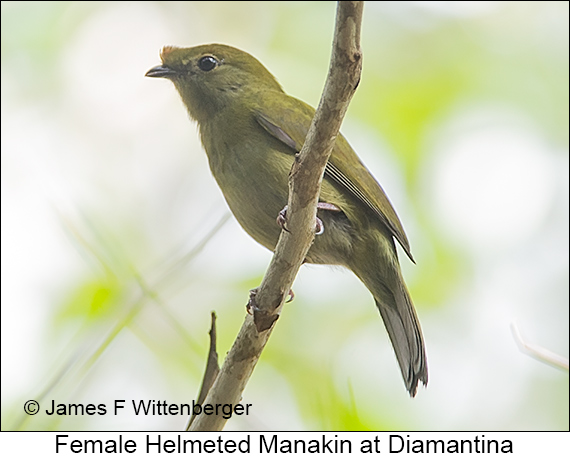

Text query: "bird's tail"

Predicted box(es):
[350, 234, 428, 397]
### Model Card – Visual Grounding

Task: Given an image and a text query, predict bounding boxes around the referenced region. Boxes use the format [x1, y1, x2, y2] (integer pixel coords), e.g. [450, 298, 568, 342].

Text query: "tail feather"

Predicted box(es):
[375, 285, 427, 396]
[350, 235, 428, 397]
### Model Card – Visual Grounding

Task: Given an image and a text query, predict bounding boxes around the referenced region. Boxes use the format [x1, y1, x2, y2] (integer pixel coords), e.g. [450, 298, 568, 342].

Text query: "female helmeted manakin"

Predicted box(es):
[146, 44, 428, 396]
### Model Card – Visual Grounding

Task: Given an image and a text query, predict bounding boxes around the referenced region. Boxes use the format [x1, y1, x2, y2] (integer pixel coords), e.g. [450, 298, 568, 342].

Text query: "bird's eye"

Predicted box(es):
[198, 56, 218, 72]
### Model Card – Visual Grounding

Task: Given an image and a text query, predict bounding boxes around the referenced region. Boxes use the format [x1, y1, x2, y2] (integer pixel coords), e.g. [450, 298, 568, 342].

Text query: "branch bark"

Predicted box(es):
[189, 1, 364, 431]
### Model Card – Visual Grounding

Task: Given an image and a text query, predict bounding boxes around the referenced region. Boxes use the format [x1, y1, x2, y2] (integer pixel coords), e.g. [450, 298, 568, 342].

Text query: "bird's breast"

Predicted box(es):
[200, 117, 357, 265]
[205, 132, 293, 250]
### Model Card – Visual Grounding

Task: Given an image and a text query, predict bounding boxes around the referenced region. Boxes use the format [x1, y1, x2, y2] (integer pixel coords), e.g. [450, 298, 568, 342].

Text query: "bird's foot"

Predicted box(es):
[315, 202, 341, 235]
[246, 287, 291, 332]
[248, 288, 294, 311]
[246, 288, 259, 315]
[276, 205, 290, 233]
[276, 202, 341, 235]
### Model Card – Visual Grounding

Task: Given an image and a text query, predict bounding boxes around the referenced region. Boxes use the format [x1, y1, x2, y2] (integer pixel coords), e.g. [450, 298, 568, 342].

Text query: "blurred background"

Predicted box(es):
[1, 1, 568, 431]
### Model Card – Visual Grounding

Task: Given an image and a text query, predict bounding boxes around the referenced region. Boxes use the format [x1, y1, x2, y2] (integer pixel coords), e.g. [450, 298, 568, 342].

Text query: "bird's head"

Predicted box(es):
[146, 44, 282, 122]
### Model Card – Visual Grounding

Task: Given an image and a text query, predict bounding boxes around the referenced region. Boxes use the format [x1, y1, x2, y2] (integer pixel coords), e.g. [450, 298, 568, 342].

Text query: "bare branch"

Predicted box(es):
[511, 321, 569, 372]
[189, 1, 364, 431]
[186, 312, 220, 430]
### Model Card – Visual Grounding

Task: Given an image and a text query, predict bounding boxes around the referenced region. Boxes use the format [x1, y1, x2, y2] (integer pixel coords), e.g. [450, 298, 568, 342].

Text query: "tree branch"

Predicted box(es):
[188, 1, 364, 431]
[186, 312, 220, 430]
[511, 321, 569, 372]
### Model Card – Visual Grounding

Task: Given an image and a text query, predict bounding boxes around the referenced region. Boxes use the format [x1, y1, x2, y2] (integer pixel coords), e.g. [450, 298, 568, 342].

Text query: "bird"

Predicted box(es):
[146, 44, 428, 396]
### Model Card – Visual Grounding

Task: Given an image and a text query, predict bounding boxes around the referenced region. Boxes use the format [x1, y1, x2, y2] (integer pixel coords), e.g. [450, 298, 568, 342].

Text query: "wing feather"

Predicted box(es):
[254, 94, 414, 262]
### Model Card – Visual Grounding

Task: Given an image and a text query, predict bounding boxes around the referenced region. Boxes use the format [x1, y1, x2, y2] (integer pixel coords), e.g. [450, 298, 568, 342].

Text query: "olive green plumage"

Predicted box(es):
[146, 44, 428, 396]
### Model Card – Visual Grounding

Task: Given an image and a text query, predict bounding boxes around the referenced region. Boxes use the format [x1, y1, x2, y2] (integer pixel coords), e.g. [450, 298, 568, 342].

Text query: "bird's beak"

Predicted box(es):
[145, 65, 177, 78]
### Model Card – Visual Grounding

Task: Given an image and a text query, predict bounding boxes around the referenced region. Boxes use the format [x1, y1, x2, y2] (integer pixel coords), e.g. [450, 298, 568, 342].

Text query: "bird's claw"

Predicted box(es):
[314, 202, 341, 236]
[315, 217, 324, 235]
[276, 205, 290, 233]
[277, 202, 340, 236]
[246, 288, 259, 315]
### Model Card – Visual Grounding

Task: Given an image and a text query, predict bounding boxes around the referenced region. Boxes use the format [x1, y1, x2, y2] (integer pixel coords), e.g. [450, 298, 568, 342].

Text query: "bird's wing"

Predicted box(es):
[254, 94, 414, 263]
